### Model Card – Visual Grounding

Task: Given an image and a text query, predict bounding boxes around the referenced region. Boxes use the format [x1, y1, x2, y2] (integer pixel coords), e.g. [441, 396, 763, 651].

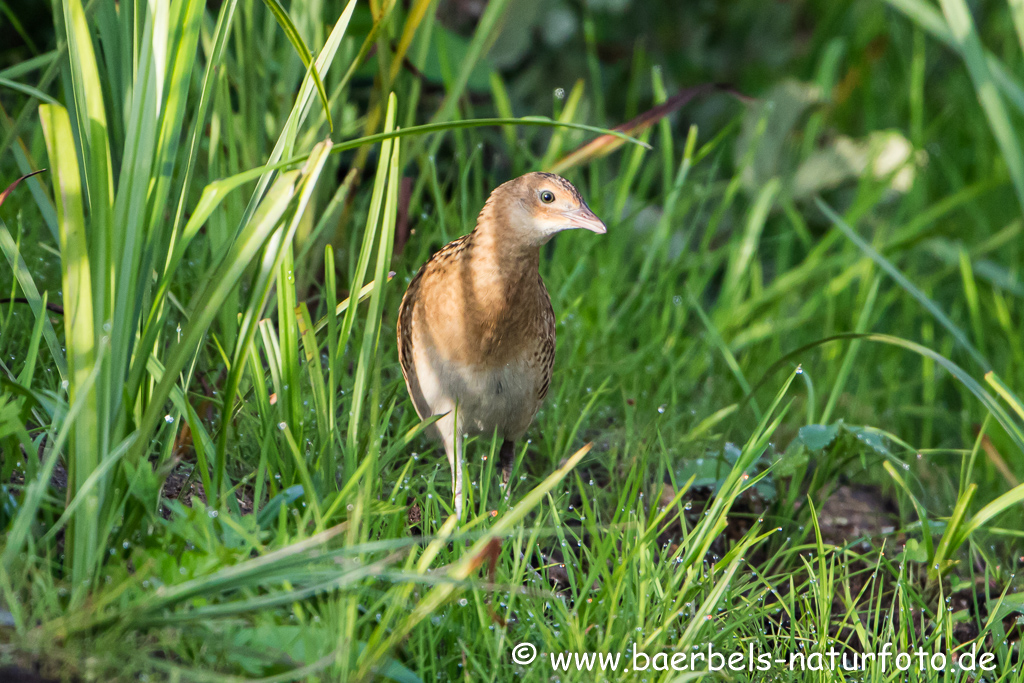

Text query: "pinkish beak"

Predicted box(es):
[568, 205, 607, 234]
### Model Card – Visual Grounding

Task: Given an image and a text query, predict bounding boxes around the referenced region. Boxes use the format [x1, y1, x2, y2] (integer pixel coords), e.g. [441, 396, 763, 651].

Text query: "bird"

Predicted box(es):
[397, 172, 607, 519]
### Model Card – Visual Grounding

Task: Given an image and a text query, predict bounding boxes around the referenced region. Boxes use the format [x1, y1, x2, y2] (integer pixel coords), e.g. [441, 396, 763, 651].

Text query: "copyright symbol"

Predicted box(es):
[511, 642, 537, 665]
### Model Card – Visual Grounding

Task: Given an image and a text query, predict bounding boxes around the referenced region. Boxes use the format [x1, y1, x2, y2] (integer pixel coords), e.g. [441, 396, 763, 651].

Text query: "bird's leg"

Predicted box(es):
[441, 414, 465, 520]
[500, 439, 516, 484]
[453, 433, 465, 519]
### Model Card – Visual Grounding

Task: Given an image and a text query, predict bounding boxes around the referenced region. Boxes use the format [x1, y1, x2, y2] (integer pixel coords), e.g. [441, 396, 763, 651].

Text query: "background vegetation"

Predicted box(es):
[0, 0, 1023, 680]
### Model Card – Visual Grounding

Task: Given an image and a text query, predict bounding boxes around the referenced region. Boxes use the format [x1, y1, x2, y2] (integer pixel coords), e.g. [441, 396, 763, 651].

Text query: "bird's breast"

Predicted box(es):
[419, 264, 548, 368]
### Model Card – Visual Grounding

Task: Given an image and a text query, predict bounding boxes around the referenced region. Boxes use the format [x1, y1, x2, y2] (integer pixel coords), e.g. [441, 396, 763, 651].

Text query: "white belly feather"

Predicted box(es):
[411, 341, 537, 442]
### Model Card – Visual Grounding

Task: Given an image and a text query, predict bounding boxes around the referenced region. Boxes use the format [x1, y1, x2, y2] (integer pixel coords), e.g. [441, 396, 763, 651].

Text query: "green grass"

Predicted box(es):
[1, 0, 1023, 681]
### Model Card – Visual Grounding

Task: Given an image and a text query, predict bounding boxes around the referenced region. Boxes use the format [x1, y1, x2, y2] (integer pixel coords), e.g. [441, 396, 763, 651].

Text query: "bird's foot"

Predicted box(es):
[499, 439, 516, 485]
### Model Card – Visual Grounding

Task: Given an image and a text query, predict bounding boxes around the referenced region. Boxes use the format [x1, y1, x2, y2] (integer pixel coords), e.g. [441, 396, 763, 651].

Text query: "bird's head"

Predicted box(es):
[487, 172, 607, 247]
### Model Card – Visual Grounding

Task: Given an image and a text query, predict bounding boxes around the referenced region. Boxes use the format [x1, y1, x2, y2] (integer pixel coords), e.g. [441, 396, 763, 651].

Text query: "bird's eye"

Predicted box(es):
[540, 190, 555, 203]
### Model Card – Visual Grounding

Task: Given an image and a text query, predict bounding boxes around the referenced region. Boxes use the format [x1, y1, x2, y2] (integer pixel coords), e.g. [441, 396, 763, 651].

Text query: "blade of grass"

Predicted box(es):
[1, 343, 105, 574]
[886, 0, 1024, 116]
[821, 274, 881, 423]
[938, 0, 1024, 212]
[882, 461, 935, 567]
[816, 197, 989, 370]
[686, 287, 761, 421]
[751, 332, 1024, 456]
[132, 169, 301, 473]
[0, 221, 67, 380]
[0, 77, 59, 104]
[40, 102, 100, 593]
[357, 443, 594, 677]
[428, 0, 509, 127]
[261, 0, 333, 132]
[985, 371, 1024, 422]
[345, 94, 399, 459]
[548, 84, 737, 174]
[539, 79, 585, 170]
[212, 141, 334, 499]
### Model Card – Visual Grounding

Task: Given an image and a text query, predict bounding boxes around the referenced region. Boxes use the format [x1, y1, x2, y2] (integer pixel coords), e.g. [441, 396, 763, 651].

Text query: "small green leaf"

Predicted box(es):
[774, 447, 809, 478]
[798, 423, 840, 451]
[901, 538, 929, 563]
[844, 425, 892, 457]
[257, 485, 305, 530]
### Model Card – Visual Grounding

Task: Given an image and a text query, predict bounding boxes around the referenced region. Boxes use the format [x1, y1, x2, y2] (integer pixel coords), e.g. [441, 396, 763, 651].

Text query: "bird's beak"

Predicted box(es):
[566, 205, 607, 234]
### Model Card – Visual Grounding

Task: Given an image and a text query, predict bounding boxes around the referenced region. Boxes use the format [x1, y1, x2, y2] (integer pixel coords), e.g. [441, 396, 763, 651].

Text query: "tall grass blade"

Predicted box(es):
[40, 102, 100, 592]
[346, 94, 399, 460]
[261, 0, 333, 132]
[816, 197, 989, 370]
[937, 0, 1024, 211]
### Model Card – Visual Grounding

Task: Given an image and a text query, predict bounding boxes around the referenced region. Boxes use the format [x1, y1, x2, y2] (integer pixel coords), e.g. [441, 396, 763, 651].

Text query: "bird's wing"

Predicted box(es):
[397, 234, 474, 420]
[537, 274, 556, 402]
[397, 266, 430, 420]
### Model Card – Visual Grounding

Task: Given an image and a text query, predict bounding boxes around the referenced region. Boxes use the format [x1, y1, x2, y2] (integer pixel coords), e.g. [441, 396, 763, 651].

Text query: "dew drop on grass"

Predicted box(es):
[164, 415, 174, 424]
[657, 405, 666, 414]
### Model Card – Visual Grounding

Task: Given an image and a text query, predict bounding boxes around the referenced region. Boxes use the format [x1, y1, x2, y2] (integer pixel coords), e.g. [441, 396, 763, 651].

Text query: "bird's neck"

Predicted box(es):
[471, 223, 539, 269]
[463, 214, 543, 327]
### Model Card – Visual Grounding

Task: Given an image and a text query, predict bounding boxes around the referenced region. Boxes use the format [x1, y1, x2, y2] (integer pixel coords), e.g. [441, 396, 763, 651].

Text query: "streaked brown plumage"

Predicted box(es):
[397, 172, 606, 518]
